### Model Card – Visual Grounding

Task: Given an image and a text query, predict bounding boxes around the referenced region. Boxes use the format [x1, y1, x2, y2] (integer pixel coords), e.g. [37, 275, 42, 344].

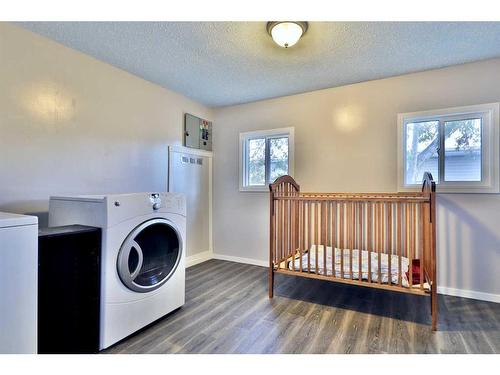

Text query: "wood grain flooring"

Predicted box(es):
[105, 259, 500, 354]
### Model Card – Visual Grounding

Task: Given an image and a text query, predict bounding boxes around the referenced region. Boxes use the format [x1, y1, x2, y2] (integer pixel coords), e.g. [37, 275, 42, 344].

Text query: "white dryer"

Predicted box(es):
[49, 192, 186, 350]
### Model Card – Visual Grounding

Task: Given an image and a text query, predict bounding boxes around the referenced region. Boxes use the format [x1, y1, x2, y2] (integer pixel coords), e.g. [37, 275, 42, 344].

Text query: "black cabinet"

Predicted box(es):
[38, 225, 101, 354]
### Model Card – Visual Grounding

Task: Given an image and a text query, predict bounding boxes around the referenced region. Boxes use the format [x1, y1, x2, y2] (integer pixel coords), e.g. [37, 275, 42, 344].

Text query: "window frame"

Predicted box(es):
[239, 127, 295, 192]
[397, 103, 499, 193]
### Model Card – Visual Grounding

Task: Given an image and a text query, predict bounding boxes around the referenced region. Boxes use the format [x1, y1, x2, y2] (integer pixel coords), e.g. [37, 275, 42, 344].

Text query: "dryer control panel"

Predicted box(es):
[149, 194, 161, 210]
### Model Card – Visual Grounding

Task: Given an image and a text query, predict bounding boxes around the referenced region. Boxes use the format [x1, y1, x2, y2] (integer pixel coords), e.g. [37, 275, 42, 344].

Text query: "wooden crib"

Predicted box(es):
[268, 173, 437, 330]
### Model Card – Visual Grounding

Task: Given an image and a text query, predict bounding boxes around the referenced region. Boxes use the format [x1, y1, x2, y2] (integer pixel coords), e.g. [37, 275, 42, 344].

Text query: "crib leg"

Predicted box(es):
[431, 287, 438, 331]
[269, 268, 274, 298]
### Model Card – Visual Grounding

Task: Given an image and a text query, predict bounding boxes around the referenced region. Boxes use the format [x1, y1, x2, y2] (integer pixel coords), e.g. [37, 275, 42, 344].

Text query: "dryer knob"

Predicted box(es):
[153, 202, 161, 210]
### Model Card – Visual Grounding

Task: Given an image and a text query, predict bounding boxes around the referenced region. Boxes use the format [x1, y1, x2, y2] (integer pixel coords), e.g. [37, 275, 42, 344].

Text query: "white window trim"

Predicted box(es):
[239, 127, 295, 192]
[397, 103, 500, 193]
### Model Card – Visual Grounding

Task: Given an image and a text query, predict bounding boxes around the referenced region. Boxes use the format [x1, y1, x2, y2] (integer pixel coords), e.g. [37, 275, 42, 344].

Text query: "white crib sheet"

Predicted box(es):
[288, 245, 410, 287]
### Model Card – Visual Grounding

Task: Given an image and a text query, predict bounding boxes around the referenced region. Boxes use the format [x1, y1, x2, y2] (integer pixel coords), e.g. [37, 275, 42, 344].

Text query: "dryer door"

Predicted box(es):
[117, 218, 182, 293]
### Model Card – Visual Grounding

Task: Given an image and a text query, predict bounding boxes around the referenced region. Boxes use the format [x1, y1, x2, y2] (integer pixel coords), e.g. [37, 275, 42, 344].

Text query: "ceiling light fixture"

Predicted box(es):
[267, 21, 308, 48]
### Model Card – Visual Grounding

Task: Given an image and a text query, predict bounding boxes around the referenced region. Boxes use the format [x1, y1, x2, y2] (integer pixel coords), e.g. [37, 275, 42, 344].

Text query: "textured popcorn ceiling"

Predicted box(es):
[18, 22, 500, 107]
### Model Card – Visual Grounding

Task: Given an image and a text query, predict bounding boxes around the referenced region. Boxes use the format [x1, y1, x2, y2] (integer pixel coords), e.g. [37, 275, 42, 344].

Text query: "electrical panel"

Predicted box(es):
[184, 113, 212, 151]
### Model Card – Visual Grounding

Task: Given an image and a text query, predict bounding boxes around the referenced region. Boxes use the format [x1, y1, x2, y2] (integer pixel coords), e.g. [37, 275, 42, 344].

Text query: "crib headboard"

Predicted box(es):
[269, 175, 300, 196]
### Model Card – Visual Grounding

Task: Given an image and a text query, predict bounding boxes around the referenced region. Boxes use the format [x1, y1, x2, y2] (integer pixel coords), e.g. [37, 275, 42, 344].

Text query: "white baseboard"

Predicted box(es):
[438, 286, 500, 304]
[212, 253, 268, 267]
[186, 250, 213, 268]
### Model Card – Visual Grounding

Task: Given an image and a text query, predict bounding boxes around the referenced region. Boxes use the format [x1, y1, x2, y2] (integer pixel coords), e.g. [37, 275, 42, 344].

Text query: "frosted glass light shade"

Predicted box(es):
[268, 22, 307, 48]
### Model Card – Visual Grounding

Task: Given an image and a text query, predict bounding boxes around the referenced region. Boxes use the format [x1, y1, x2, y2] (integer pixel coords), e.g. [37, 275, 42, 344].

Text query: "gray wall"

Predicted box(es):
[0, 23, 213, 226]
[213, 58, 500, 299]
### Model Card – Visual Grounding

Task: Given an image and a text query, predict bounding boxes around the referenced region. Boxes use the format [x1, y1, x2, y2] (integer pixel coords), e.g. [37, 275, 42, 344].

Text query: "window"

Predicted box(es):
[398, 103, 499, 193]
[239, 127, 294, 191]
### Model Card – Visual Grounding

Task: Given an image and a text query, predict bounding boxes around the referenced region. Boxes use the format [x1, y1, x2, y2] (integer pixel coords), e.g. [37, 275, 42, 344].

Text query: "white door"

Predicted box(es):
[168, 146, 211, 260]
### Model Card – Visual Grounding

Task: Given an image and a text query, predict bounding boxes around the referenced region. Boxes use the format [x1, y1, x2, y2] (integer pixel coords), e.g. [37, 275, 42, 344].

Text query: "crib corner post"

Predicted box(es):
[431, 284, 438, 331]
[269, 267, 274, 299]
[430, 175, 437, 331]
[269, 181, 275, 299]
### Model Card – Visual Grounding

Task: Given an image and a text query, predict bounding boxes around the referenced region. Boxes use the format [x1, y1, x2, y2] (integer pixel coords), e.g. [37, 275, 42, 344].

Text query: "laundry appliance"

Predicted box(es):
[0, 212, 38, 353]
[49, 192, 185, 350]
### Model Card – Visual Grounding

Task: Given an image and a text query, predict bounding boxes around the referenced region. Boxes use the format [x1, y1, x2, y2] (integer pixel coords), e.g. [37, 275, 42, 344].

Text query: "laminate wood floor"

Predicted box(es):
[105, 260, 500, 354]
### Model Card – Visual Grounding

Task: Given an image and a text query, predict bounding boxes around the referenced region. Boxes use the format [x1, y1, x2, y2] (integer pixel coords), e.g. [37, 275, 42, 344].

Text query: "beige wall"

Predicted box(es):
[213, 58, 500, 299]
[0, 23, 213, 225]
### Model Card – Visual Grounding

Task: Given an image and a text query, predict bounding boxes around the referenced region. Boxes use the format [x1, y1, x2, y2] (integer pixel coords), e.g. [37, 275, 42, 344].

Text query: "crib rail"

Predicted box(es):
[269, 173, 437, 329]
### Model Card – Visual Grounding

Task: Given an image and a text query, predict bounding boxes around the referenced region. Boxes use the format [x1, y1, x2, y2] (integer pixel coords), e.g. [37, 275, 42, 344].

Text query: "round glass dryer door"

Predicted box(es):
[117, 218, 182, 293]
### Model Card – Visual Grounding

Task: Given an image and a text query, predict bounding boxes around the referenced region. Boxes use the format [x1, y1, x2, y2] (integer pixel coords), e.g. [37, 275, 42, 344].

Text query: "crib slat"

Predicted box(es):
[412, 203, 416, 288]
[284, 185, 288, 268]
[274, 186, 278, 270]
[292, 198, 300, 259]
[314, 202, 319, 275]
[327, 202, 331, 248]
[283, 185, 287, 268]
[277, 189, 282, 270]
[377, 203, 382, 284]
[331, 202, 336, 278]
[358, 203, 363, 281]
[288, 185, 292, 261]
[346, 202, 353, 279]
[285, 187, 290, 270]
[276, 198, 279, 268]
[407, 203, 413, 288]
[300, 200, 304, 272]
[367, 202, 372, 283]
[413, 202, 417, 287]
[271, 197, 276, 269]
[279, 184, 283, 269]
[307, 201, 311, 273]
[280, 185, 284, 270]
[409, 202, 413, 260]
[347, 201, 351, 279]
[419, 202, 424, 290]
[349, 202, 356, 280]
[290, 195, 295, 272]
[340, 202, 344, 279]
[322, 202, 326, 275]
[397, 203, 402, 287]
[374, 203, 378, 255]
[388, 202, 392, 285]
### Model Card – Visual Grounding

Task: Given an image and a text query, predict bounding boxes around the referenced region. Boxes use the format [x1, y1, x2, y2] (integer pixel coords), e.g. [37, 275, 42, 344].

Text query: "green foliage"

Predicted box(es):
[414, 119, 480, 150]
[247, 137, 289, 185]
[406, 118, 481, 184]
[445, 120, 481, 151]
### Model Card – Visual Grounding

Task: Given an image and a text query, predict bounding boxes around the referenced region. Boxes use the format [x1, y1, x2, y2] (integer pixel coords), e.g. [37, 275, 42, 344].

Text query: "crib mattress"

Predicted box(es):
[288, 245, 411, 287]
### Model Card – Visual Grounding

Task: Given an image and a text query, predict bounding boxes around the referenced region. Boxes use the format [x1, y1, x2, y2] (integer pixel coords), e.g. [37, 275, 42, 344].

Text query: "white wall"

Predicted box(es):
[0, 23, 213, 225]
[213, 58, 500, 300]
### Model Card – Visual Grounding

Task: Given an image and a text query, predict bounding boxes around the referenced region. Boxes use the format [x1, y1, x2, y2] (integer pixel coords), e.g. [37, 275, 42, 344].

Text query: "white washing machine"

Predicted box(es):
[0, 212, 38, 353]
[48, 192, 186, 350]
